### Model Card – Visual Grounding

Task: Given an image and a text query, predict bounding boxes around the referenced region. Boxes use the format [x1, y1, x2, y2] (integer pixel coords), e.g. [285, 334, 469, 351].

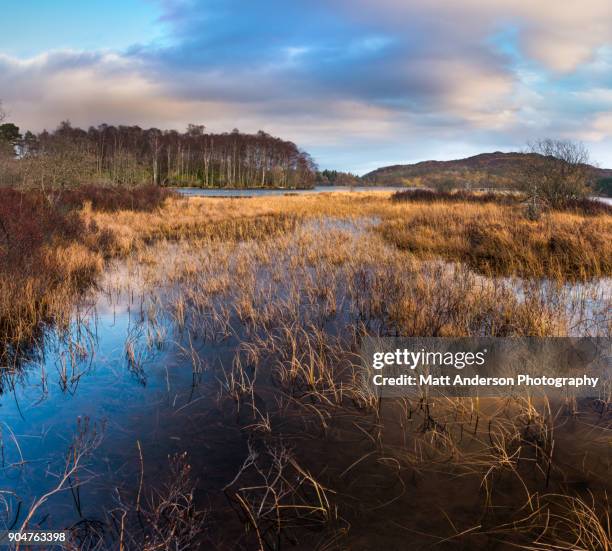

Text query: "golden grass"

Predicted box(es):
[89, 193, 612, 280]
[9, 191, 611, 548]
[85, 196, 301, 253]
[3, 189, 609, 362]
[0, 240, 104, 363]
[109, 212, 608, 549]
[378, 202, 612, 279]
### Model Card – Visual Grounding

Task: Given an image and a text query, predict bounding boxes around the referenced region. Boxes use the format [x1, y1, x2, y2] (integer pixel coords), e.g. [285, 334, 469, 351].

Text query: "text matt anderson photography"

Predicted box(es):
[0, 1, 610, 550]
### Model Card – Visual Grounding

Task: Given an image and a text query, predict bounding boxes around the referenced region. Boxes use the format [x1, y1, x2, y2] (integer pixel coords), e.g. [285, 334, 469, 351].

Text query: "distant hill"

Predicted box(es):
[362, 152, 612, 188]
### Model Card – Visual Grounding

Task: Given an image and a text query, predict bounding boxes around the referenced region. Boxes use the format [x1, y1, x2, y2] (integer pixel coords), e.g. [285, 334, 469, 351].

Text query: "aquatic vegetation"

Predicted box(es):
[89, 213, 606, 548]
[378, 201, 612, 279]
[392, 188, 612, 215]
[1, 191, 610, 549]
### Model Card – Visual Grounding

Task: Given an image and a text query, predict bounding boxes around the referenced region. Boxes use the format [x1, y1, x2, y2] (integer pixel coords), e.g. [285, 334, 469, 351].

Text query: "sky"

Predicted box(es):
[1, 0, 611, 174]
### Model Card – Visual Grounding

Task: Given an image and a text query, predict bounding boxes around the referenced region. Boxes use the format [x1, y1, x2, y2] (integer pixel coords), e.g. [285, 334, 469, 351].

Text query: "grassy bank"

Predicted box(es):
[0, 185, 173, 363]
[392, 188, 612, 215]
[379, 202, 612, 279]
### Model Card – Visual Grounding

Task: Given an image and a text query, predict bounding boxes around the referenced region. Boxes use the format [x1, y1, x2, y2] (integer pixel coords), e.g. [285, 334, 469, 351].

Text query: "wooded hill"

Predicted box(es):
[362, 151, 612, 189]
[0, 121, 317, 189]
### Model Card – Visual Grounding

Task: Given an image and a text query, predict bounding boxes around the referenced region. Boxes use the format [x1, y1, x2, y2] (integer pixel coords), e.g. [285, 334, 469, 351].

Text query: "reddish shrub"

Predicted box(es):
[391, 189, 612, 215]
[0, 188, 85, 267]
[391, 189, 517, 205]
[0, 185, 172, 362]
[555, 197, 612, 216]
[59, 185, 176, 212]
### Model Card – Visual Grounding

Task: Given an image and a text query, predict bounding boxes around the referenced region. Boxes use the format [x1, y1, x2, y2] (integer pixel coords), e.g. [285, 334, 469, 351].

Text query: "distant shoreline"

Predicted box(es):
[166, 184, 401, 191]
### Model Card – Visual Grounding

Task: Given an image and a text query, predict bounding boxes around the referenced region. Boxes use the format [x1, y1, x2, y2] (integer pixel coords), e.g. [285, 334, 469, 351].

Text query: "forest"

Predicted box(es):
[0, 119, 317, 189]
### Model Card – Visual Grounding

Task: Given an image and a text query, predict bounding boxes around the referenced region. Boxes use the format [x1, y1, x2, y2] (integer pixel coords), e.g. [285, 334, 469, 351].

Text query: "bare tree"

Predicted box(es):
[9, 122, 317, 190]
[0, 101, 14, 186]
[519, 139, 592, 208]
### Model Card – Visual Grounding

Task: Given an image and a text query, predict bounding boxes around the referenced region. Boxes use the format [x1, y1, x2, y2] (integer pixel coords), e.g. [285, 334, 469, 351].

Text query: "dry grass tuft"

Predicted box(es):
[378, 202, 612, 279]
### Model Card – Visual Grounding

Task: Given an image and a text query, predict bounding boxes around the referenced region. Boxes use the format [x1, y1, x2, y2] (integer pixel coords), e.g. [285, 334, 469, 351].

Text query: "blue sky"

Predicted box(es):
[0, 1, 165, 56]
[1, 0, 611, 173]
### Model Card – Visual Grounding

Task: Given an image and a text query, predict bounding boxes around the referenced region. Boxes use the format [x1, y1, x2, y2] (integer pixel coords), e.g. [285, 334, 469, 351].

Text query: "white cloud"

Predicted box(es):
[333, 0, 612, 72]
[579, 112, 612, 142]
[2, 0, 612, 169]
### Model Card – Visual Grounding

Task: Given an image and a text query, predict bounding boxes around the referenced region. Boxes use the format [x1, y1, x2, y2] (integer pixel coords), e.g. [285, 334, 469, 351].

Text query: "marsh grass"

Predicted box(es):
[96, 209, 608, 549]
[108, 452, 207, 551]
[223, 441, 339, 550]
[93, 192, 611, 280]
[392, 188, 612, 216]
[378, 202, 612, 279]
[0, 186, 178, 365]
[3, 190, 611, 549]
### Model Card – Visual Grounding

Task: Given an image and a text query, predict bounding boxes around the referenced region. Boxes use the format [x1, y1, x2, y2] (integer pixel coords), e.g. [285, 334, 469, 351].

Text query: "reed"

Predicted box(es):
[3, 189, 611, 549]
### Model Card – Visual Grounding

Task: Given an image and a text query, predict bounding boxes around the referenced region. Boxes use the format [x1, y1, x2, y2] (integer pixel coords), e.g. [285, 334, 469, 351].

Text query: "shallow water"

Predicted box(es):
[176, 185, 408, 197]
[175, 186, 612, 205]
[1, 217, 610, 547]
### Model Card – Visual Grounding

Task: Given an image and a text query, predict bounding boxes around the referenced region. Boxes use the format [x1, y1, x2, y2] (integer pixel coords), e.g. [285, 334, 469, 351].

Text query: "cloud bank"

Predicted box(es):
[1, 0, 611, 172]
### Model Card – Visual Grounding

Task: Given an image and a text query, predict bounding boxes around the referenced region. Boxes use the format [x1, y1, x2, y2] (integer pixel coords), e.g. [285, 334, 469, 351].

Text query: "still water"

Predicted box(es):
[176, 186, 612, 206]
[0, 216, 610, 547]
[0, 265, 243, 543]
[176, 185, 407, 197]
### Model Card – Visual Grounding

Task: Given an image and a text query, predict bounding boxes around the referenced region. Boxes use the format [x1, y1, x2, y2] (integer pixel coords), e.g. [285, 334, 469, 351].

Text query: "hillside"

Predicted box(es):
[362, 151, 612, 188]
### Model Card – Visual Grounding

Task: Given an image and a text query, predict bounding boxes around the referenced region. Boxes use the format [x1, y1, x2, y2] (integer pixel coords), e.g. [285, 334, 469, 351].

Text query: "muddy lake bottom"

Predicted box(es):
[1, 216, 610, 550]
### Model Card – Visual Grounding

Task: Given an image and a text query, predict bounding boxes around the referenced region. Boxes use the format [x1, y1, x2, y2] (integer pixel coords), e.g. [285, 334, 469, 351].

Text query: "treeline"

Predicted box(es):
[0, 120, 317, 189]
[316, 169, 361, 186]
[597, 177, 612, 197]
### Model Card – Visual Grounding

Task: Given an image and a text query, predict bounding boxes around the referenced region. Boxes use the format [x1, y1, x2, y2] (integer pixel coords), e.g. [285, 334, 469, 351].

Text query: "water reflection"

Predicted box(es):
[176, 185, 408, 197]
[1, 216, 610, 547]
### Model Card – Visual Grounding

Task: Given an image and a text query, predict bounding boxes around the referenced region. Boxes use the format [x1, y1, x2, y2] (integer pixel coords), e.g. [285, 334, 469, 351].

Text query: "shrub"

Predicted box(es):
[58, 184, 176, 212]
[391, 189, 517, 205]
[391, 189, 612, 216]
[555, 196, 612, 215]
[0, 188, 85, 267]
[595, 177, 612, 197]
[518, 139, 591, 207]
[0, 185, 173, 363]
